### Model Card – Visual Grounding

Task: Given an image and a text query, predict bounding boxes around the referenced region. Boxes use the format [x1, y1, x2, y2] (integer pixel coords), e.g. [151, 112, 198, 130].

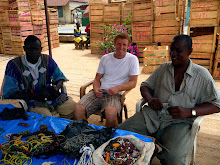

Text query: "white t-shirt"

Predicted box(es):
[97, 52, 139, 90]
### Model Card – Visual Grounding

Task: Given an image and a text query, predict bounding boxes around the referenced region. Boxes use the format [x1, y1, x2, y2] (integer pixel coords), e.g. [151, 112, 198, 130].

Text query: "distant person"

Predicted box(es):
[75, 33, 139, 128]
[2, 35, 76, 119]
[74, 22, 87, 50]
[118, 34, 220, 164]
[85, 23, 90, 49]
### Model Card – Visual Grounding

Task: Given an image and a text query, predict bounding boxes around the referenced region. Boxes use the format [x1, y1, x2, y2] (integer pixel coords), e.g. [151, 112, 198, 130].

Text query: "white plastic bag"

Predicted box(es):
[93, 135, 155, 165]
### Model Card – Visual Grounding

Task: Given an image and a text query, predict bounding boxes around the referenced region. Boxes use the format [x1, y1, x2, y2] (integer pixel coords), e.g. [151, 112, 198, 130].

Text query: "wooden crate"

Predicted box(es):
[8, 10, 32, 27]
[154, 0, 184, 22]
[49, 8, 59, 25]
[89, 4, 104, 22]
[33, 25, 43, 35]
[122, 3, 132, 23]
[0, 39, 3, 54]
[3, 41, 13, 55]
[190, 52, 214, 72]
[91, 46, 103, 54]
[9, 0, 30, 10]
[0, 0, 9, 10]
[190, 27, 217, 53]
[154, 20, 180, 44]
[143, 45, 170, 73]
[190, 0, 220, 27]
[31, 10, 44, 25]
[132, 21, 153, 43]
[132, 0, 153, 22]
[2, 27, 11, 41]
[137, 42, 156, 63]
[0, 11, 9, 26]
[104, 4, 121, 22]
[88, 0, 109, 4]
[90, 37, 103, 54]
[0, 28, 2, 40]
[29, 0, 44, 10]
[11, 26, 33, 42]
[90, 22, 105, 38]
[12, 41, 25, 55]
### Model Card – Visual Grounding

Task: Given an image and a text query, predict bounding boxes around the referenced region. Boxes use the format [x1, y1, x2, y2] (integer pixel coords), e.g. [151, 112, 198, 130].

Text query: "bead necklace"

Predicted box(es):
[0, 129, 64, 164]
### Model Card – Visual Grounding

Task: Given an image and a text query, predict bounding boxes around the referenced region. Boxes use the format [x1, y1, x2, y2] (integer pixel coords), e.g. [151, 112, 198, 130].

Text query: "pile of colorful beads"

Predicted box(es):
[103, 137, 141, 165]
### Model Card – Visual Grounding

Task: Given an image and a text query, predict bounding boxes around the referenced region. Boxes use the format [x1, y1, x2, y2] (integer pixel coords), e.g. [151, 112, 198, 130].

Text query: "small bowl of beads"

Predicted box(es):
[93, 135, 155, 165]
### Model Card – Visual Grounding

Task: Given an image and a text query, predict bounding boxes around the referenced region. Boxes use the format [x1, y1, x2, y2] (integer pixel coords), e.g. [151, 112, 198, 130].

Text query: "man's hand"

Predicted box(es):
[107, 87, 119, 96]
[148, 98, 163, 111]
[94, 88, 103, 98]
[168, 106, 191, 119]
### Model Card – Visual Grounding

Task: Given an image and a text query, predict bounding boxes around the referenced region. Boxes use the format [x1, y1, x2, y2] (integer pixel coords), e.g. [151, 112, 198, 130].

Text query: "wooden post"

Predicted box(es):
[44, 0, 52, 57]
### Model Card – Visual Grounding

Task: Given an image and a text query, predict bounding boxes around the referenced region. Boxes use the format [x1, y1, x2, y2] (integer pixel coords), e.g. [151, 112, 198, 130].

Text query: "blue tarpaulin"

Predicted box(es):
[0, 104, 152, 164]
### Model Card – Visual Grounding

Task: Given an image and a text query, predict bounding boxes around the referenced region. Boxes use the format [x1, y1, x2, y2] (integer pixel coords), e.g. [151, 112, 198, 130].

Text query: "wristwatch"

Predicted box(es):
[192, 109, 197, 117]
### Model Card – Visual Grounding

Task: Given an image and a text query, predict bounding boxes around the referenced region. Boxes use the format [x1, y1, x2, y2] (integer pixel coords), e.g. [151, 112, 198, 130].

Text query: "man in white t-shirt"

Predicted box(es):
[75, 33, 139, 127]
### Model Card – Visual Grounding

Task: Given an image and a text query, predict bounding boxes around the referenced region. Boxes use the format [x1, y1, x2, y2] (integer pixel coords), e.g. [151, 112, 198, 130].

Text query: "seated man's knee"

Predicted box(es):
[75, 104, 86, 119]
[105, 107, 117, 119]
[158, 149, 186, 165]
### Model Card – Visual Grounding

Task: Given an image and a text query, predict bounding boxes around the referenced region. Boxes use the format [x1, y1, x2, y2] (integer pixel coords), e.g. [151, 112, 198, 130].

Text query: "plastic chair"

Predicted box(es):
[136, 98, 204, 165]
[80, 80, 130, 124]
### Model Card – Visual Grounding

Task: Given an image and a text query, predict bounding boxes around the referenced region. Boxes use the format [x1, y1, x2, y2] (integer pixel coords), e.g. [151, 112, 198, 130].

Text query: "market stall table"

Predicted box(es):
[0, 105, 153, 164]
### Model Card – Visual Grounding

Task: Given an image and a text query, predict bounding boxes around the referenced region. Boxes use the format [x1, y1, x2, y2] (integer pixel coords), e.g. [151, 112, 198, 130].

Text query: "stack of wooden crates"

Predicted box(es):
[188, 0, 219, 74]
[0, 0, 59, 55]
[142, 0, 185, 72]
[89, 0, 185, 61]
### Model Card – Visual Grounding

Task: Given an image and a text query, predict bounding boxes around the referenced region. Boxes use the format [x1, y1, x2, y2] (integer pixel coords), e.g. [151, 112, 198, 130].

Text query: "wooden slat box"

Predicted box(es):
[0, 39, 3, 54]
[31, 10, 44, 25]
[29, 0, 44, 10]
[132, 0, 153, 22]
[3, 41, 13, 55]
[132, 21, 153, 43]
[33, 25, 43, 35]
[154, 0, 184, 21]
[90, 4, 104, 22]
[190, 27, 217, 53]
[2, 27, 11, 41]
[143, 45, 169, 73]
[122, 3, 132, 22]
[104, 4, 121, 22]
[190, 52, 213, 72]
[137, 42, 156, 63]
[0, 11, 9, 26]
[154, 20, 180, 44]
[0, 0, 9, 10]
[9, 0, 30, 10]
[11, 26, 33, 42]
[89, 0, 109, 4]
[190, 0, 220, 27]
[90, 37, 104, 54]
[90, 22, 105, 38]
[8, 10, 32, 27]
[0, 28, 2, 39]
[12, 41, 25, 55]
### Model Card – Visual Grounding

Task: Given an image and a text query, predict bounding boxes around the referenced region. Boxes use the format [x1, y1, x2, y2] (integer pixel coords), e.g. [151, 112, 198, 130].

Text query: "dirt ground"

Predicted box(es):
[0, 43, 220, 164]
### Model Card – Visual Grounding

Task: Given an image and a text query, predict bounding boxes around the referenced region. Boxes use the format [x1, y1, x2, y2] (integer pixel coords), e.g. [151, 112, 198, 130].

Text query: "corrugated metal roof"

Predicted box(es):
[47, 0, 69, 6]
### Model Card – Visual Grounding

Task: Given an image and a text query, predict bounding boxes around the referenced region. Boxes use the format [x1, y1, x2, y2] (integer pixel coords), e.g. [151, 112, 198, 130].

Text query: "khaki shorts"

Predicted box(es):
[30, 97, 76, 119]
[78, 90, 122, 118]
